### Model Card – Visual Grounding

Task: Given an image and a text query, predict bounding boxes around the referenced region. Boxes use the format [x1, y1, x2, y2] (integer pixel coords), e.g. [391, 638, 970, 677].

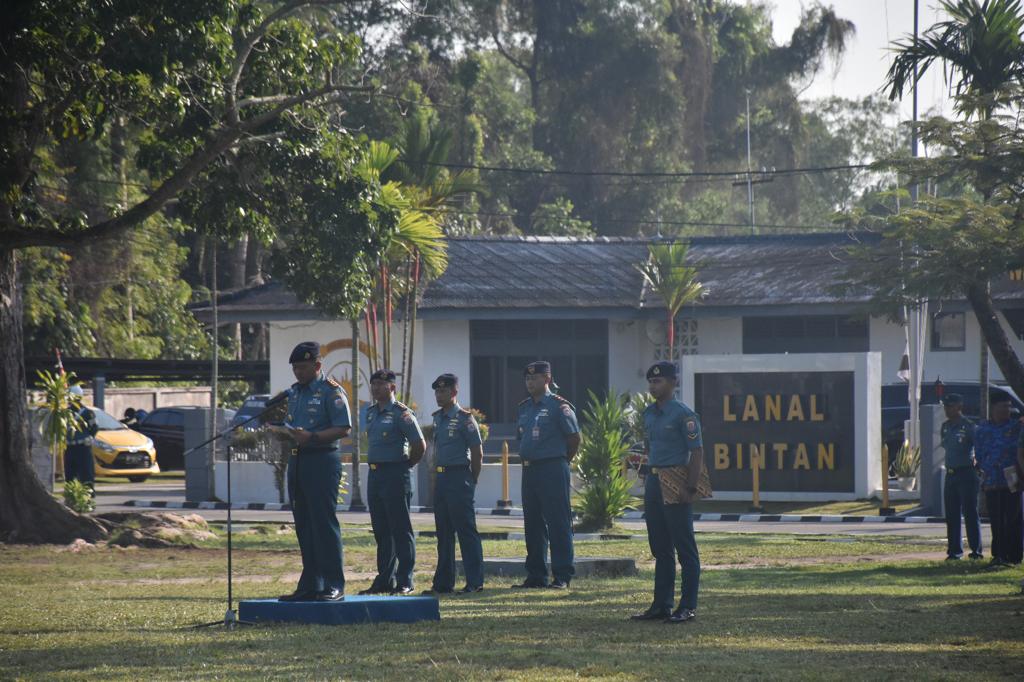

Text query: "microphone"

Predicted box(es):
[266, 390, 290, 407]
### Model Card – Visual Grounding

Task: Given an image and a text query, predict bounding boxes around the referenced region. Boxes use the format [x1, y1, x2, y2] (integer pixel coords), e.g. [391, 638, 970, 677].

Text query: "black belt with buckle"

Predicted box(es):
[369, 461, 407, 470]
[436, 464, 469, 473]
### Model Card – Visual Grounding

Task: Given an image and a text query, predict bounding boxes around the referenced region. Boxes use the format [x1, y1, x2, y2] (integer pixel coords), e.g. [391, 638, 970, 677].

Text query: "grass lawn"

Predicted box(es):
[1, 530, 1021, 680]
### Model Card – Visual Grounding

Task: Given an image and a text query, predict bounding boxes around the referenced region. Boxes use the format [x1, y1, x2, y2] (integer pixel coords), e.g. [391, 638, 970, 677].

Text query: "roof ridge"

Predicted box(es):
[446, 231, 873, 245]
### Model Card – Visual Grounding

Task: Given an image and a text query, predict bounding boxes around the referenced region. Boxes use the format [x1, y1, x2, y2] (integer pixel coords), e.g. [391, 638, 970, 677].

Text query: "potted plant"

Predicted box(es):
[893, 440, 921, 491]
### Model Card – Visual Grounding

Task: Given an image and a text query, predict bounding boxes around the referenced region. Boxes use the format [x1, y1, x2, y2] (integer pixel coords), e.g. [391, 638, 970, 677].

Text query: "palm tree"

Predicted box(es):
[384, 109, 482, 211]
[356, 140, 453, 401]
[885, 0, 1024, 419]
[886, 0, 1024, 119]
[636, 243, 706, 359]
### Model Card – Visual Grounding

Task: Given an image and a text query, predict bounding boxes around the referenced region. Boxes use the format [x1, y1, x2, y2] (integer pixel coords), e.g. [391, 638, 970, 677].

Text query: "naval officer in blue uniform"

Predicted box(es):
[360, 369, 425, 595]
[514, 360, 580, 589]
[940, 393, 982, 560]
[631, 361, 702, 624]
[277, 341, 352, 602]
[425, 373, 485, 595]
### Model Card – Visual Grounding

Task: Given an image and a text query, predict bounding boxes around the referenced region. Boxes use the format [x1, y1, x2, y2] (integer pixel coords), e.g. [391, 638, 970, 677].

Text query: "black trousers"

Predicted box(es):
[984, 488, 1023, 564]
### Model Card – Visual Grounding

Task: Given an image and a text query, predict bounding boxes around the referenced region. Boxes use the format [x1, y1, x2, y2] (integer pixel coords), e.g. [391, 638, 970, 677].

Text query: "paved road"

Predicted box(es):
[94, 480, 981, 541]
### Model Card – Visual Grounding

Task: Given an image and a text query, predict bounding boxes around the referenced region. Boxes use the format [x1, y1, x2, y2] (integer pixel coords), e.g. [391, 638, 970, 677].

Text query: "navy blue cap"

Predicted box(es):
[431, 373, 458, 390]
[941, 393, 963, 405]
[990, 392, 1012, 405]
[289, 341, 320, 364]
[370, 368, 397, 383]
[646, 361, 678, 380]
[524, 361, 551, 376]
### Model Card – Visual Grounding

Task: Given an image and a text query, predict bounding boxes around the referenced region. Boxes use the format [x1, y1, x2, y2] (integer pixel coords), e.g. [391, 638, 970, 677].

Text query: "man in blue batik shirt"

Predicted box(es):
[275, 341, 352, 603]
[975, 394, 1022, 566]
[359, 369, 425, 595]
[939, 393, 982, 560]
[631, 361, 702, 625]
[513, 360, 580, 590]
[424, 373, 485, 596]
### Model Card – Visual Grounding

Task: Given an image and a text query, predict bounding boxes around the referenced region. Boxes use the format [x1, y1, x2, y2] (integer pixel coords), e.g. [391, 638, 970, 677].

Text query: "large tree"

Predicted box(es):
[880, 0, 1024, 413]
[0, 0, 387, 543]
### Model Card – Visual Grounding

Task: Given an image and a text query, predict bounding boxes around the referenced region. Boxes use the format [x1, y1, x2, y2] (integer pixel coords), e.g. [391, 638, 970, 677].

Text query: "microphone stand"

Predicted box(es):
[192, 396, 287, 630]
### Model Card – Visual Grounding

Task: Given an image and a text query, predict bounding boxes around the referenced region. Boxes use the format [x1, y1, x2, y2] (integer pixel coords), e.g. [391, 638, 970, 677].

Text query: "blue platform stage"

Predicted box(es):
[239, 595, 440, 626]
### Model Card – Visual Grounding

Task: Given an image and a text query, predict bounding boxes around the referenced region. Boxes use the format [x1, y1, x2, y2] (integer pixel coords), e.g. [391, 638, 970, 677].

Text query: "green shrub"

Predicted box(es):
[573, 390, 640, 531]
[63, 479, 95, 513]
[893, 440, 921, 478]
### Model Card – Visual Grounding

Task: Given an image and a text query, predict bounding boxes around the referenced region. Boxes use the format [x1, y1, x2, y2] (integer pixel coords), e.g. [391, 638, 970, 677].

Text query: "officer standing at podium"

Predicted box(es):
[513, 361, 580, 589]
[424, 373, 485, 595]
[277, 341, 352, 603]
[360, 369, 425, 595]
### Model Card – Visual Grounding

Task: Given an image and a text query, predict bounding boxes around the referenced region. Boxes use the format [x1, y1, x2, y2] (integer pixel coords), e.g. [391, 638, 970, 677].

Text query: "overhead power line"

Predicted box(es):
[406, 160, 876, 179]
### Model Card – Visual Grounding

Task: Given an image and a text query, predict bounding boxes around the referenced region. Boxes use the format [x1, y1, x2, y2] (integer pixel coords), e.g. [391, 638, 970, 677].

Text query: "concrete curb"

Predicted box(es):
[124, 500, 945, 523]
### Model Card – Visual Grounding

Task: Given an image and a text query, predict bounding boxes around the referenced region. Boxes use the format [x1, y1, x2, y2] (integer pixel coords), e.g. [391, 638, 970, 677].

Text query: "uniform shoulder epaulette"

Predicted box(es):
[459, 407, 473, 415]
[326, 377, 343, 390]
[395, 400, 410, 411]
[431, 408, 443, 417]
[517, 397, 531, 407]
[550, 394, 576, 411]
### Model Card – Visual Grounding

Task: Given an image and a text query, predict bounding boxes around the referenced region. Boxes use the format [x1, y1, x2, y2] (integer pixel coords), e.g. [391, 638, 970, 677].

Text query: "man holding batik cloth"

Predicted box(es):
[630, 361, 709, 624]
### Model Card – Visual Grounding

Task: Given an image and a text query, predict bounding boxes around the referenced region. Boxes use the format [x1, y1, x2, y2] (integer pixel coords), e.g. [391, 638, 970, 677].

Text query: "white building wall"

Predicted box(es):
[268, 318, 461, 424]
[696, 317, 743, 355]
[413, 319, 471, 415]
[871, 311, 1024, 384]
[610, 316, 743, 397]
[608, 319, 645, 395]
[265, 309, 1023, 426]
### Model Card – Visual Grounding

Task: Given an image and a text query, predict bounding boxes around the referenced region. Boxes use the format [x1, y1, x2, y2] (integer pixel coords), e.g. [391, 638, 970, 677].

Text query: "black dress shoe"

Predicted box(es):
[547, 580, 570, 590]
[968, 552, 984, 560]
[392, 586, 414, 595]
[316, 588, 345, 602]
[278, 590, 317, 602]
[630, 608, 671, 621]
[665, 608, 696, 623]
[457, 585, 484, 594]
[511, 580, 547, 589]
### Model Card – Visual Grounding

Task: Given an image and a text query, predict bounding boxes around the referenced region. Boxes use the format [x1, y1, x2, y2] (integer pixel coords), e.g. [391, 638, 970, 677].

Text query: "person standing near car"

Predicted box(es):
[630, 362, 704, 624]
[276, 341, 352, 603]
[64, 384, 97, 491]
[939, 394, 982, 560]
[975, 394, 1023, 566]
[424, 373, 485, 596]
[360, 369, 425, 595]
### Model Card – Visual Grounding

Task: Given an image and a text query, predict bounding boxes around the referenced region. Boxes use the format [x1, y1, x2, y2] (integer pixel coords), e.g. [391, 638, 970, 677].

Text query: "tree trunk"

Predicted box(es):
[406, 254, 420, 405]
[966, 282, 1024, 406]
[0, 248, 106, 543]
[667, 311, 675, 361]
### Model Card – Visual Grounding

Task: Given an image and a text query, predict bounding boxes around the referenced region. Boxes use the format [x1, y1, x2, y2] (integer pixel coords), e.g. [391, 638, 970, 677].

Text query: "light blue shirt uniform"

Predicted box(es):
[286, 374, 351, 453]
[362, 399, 424, 463]
[516, 391, 579, 462]
[643, 399, 703, 468]
[432, 404, 482, 466]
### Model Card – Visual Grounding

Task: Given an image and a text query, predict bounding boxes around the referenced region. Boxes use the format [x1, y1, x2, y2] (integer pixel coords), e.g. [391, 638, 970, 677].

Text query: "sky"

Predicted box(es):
[752, 0, 955, 122]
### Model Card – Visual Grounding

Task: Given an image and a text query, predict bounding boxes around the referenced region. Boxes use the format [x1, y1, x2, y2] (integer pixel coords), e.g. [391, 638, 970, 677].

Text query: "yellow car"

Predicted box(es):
[89, 407, 160, 482]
